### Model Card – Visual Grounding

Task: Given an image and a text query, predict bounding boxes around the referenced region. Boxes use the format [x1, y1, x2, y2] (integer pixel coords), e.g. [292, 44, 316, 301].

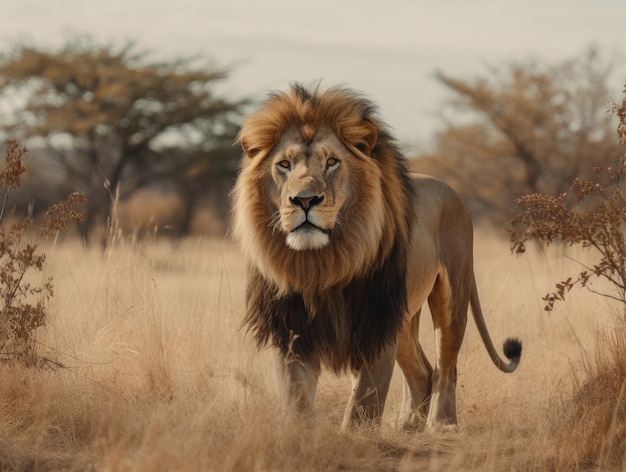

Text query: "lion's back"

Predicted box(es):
[409, 173, 471, 230]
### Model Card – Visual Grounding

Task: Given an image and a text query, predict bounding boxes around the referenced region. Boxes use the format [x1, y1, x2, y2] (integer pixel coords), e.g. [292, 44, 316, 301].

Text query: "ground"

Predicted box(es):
[0, 231, 619, 470]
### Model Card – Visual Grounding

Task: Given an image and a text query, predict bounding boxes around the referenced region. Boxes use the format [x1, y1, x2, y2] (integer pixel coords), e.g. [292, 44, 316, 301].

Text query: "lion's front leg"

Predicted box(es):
[275, 349, 320, 420]
[341, 343, 397, 430]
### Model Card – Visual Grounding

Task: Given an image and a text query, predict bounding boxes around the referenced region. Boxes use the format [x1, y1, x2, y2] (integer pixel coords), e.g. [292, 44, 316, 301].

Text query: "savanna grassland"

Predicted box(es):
[0, 231, 623, 471]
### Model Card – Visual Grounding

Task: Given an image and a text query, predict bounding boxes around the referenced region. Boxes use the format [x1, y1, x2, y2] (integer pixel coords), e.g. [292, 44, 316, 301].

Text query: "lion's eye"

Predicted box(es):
[277, 160, 291, 172]
[326, 157, 339, 169]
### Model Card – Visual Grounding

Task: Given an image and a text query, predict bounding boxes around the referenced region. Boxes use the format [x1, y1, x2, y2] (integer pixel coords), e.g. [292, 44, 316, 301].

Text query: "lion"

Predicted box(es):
[231, 83, 522, 431]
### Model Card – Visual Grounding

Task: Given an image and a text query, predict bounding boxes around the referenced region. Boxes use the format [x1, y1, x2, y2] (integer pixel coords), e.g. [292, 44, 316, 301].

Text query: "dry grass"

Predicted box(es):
[546, 317, 626, 470]
[0, 231, 622, 471]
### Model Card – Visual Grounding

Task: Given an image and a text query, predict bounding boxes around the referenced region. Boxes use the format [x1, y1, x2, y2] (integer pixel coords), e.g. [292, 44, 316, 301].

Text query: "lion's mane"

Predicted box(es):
[232, 84, 415, 372]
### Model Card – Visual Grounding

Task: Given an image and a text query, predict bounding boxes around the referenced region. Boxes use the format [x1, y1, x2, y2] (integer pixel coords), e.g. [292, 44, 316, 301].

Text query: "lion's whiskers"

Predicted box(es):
[269, 211, 282, 233]
[334, 212, 343, 228]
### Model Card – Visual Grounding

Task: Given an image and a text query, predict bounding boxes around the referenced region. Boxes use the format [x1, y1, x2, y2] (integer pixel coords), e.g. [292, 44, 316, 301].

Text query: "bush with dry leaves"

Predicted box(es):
[510, 84, 626, 469]
[510, 85, 626, 312]
[0, 140, 84, 366]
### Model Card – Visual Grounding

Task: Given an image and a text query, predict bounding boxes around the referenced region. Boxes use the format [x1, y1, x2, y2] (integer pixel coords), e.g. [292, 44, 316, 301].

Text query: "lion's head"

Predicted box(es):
[231, 84, 413, 297]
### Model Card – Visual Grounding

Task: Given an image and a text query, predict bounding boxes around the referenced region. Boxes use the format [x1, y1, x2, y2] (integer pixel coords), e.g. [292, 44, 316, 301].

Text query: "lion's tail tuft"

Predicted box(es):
[503, 338, 522, 362]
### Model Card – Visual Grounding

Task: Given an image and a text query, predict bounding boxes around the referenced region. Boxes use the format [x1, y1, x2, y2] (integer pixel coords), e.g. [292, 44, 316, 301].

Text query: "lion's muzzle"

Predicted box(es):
[285, 193, 332, 251]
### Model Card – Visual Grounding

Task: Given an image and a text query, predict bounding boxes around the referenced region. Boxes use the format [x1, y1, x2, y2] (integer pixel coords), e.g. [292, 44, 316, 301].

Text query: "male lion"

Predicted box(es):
[231, 83, 521, 431]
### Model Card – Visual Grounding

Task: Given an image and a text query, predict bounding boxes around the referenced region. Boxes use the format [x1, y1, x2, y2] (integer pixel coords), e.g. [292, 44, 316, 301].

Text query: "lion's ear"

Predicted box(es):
[346, 121, 377, 157]
[240, 136, 261, 159]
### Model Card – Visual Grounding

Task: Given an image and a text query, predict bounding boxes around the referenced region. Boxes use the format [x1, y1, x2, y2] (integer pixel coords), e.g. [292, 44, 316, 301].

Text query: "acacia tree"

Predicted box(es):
[413, 49, 621, 222]
[0, 37, 245, 242]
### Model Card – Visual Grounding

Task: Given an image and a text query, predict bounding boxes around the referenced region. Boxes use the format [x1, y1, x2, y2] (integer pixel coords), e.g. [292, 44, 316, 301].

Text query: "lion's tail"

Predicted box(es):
[469, 275, 522, 373]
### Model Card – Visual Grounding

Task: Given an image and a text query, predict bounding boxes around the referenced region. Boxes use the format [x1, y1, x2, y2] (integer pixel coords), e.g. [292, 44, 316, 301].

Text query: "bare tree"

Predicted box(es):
[413, 48, 621, 223]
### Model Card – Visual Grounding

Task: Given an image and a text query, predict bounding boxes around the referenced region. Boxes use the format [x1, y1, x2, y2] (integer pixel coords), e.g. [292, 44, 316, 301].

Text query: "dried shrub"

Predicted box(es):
[510, 85, 626, 311]
[0, 140, 85, 366]
[511, 83, 626, 469]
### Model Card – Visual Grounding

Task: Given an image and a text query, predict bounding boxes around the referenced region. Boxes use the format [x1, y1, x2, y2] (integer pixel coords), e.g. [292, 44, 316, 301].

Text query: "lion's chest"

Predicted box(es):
[245, 239, 409, 373]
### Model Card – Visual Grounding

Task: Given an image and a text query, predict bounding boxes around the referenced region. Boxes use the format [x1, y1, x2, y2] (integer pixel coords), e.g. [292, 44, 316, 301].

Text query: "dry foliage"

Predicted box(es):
[0, 37, 244, 242]
[510, 85, 626, 469]
[416, 49, 620, 223]
[0, 140, 84, 366]
[510, 85, 626, 311]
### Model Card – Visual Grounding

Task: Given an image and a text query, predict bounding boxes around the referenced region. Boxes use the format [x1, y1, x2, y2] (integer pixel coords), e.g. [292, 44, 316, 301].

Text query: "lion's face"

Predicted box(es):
[268, 129, 350, 251]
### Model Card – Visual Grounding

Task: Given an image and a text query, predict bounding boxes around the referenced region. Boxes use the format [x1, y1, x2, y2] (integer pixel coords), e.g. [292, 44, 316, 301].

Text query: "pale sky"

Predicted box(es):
[2, 0, 625, 151]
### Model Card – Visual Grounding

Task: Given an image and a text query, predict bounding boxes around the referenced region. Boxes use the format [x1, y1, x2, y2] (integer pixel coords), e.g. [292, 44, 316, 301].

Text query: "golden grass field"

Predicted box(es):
[0, 230, 623, 471]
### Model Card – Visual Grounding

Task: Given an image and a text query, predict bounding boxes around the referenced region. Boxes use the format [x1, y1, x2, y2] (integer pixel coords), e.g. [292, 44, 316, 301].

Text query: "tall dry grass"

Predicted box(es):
[0, 231, 622, 470]
[546, 317, 626, 470]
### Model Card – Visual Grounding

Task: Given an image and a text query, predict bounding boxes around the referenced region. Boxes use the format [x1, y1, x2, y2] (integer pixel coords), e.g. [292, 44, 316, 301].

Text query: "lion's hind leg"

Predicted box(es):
[396, 310, 433, 431]
[425, 268, 468, 430]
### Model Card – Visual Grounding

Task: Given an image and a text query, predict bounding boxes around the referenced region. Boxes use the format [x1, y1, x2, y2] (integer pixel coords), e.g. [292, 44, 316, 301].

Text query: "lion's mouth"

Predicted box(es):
[285, 219, 333, 251]
[291, 220, 332, 236]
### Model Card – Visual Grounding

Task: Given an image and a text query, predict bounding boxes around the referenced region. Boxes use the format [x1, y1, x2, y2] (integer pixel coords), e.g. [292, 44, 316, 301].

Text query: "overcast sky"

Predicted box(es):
[2, 0, 626, 151]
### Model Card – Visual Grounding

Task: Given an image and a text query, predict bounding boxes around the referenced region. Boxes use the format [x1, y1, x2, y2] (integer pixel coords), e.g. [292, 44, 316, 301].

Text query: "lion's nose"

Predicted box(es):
[290, 194, 324, 211]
